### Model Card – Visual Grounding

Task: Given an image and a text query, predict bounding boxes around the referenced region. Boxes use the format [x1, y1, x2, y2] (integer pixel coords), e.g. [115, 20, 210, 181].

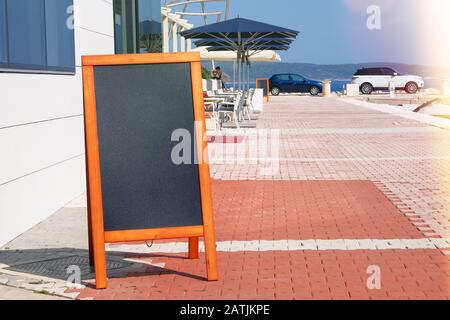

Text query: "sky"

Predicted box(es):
[184, 0, 450, 67]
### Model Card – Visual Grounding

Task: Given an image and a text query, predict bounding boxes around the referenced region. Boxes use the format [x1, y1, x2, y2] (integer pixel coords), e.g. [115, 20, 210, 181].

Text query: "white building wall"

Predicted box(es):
[0, 0, 115, 247]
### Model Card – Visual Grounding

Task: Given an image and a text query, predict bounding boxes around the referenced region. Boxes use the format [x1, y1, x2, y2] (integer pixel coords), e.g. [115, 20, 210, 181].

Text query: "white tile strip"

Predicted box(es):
[106, 238, 450, 254]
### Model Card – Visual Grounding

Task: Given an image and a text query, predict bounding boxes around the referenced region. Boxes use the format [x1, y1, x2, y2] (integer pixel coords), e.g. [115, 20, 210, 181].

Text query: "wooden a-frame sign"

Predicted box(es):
[256, 78, 270, 102]
[82, 52, 218, 289]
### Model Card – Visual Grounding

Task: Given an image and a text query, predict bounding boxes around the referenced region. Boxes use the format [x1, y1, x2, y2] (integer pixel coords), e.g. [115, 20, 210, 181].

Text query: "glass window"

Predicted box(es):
[372, 68, 384, 76]
[137, 0, 162, 53]
[382, 68, 395, 76]
[290, 74, 305, 82]
[276, 75, 290, 81]
[114, 0, 137, 54]
[0, 0, 7, 64]
[355, 69, 368, 76]
[0, 0, 75, 74]
[114, 0, 162, 54]
[44, 0, 75, 71]
[7, 0, 46, 69]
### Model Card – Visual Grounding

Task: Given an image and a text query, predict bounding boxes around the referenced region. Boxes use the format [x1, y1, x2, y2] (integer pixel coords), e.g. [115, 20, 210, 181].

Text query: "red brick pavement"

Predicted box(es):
[125, 180, 423, 246]
[211, 180, 424, 241]
[70, 180, 450, 300]
[75, 250, 450, 300]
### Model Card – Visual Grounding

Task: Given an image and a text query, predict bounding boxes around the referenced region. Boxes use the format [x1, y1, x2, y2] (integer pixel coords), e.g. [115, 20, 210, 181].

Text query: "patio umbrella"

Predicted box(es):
[194, 37, 295, 48]
[181, 17, 299, 89]
[193, 46, 282, 88]
[192, 46, 281, 62]
[198, 42, 291, 89]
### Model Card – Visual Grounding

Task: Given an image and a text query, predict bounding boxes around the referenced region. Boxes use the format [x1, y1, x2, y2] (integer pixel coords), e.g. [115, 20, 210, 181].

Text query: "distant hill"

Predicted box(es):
[204, 62, 449, 85]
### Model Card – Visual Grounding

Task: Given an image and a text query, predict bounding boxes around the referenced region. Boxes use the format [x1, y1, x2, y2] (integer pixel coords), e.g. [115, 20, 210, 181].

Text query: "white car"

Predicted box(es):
[352, 67, 425, 95]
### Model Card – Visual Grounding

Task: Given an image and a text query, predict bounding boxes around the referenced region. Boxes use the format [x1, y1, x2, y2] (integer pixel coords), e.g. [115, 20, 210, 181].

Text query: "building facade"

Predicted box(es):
[0, 0, 164, 246]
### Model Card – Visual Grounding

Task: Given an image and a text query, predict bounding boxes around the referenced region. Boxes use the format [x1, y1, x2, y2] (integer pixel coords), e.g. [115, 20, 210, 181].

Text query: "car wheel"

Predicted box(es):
[405, 82, 419, 94]
[360, 83, 373, 95]
[271, 87, 281, 96]
[309, 86, 320, 96]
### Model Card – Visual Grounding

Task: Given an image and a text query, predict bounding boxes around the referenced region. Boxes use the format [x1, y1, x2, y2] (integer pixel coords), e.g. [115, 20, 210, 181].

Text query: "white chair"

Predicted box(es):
[243, 89, 255, 120]
[217, 93, 243, 129]
[204, 100, 221, 131]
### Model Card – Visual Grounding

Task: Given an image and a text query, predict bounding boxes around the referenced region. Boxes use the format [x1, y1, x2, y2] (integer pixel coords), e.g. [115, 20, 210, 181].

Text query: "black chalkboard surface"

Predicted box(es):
[257, 79, 268, 97]
[256, 78, 269, 98]
[82, 52, 218, 289]
[93, 63, 203, 232]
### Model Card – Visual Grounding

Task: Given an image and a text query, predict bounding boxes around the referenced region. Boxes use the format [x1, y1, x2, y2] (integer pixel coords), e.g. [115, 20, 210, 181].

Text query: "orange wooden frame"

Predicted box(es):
[256, 78, 270, 102]
[82, 52, 218, 289]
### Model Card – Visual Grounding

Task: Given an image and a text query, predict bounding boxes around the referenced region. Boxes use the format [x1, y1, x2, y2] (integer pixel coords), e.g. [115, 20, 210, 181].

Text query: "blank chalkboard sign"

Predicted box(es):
[82, 53, 218, 289]
[94, 63, 203, 231]
[256, 78, 270, 102]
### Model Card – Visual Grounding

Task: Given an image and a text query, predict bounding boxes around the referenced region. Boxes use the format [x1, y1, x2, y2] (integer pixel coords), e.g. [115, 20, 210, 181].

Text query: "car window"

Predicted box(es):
[355, 69, 369, 76]
[275, 74, 290, 81]
[357, 68, 384, 76]
[369, 68, 384, 76]
[382, 68, 395, 76]
[290, 74, 305, 82]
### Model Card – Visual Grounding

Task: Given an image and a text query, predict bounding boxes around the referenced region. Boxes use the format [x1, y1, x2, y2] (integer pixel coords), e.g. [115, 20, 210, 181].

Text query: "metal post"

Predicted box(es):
[237, 50, 241, 90]
[244, 59, 247, 90]
[248, 62, 251, 91]
[233, 60, 237, 89]
[238, 32, 242, 91]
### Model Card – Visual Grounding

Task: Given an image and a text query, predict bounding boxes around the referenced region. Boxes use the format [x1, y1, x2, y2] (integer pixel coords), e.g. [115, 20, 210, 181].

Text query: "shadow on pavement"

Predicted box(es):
[0, 248, 206, 285]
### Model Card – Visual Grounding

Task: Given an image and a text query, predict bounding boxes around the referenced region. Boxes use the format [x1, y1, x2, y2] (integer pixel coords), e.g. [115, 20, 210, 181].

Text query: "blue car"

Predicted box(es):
[269, 74, 323, 96]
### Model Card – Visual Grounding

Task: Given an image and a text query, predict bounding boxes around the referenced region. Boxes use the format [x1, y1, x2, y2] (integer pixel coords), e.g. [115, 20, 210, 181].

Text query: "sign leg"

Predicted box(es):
[203, 226, 218, 281]
[188, 237, 199, 259]
[93, 235, 107, 289]
[87, 206, 95, 267]
[85, 137, 95, 268]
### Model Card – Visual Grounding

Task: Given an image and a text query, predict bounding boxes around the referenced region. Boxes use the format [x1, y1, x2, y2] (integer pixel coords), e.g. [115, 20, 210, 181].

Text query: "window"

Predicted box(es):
[355, 69, 368, 76]
[0, 0, 75, 74]
[275, 75, 290, 81]
[7, 0, 47, 69]
[0, 0, 7, 64]
[382, 68, 395, 76]
[114, 0, 162, 54]
[45, 0, 75, 71]
[372, 68, 385, 76]
[290, 74, 305, 82]
[113, 0, 137, 54]
[137, 0, 162, 53]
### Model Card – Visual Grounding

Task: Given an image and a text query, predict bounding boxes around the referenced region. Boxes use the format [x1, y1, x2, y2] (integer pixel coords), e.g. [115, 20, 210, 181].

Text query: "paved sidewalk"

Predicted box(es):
[1, 96, 449, 300]
[0, 285, 67, 300]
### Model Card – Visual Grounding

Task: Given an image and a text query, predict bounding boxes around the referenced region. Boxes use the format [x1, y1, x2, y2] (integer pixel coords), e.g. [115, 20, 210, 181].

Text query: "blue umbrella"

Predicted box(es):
[203, 44, 291, 52]
[180, 17, 298, 40]
[194, 37, 295, 50]
[181, 17, 299, 89]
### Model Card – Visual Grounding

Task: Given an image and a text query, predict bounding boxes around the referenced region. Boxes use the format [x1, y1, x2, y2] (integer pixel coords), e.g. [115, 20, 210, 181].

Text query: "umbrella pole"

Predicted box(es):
[233, 59, 236, 89]
[246, 62, 249, 91]
[245, 54, 248, 91]
[241, 53, 244, 91]
[241, 59, 244, 91]
[238, 50, 242, 91]
[242, 58, 245, 91]
[243, 56, 246, 90]
[248, 63, 251, 91]
[246, 54, 250, 91]
[245, 64, 247, 90]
